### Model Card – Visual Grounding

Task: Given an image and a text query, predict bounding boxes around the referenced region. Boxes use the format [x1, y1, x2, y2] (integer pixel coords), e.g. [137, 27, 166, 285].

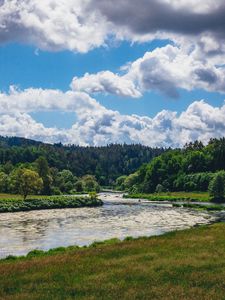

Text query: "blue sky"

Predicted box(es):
[0, 0, 225, 146]
[1, 41, 224, 129]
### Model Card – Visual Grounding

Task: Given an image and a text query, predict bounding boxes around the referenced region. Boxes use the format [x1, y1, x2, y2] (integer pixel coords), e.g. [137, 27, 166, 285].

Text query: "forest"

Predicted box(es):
[0, 136, 164, 195]
[117, 138, 225, 199]
[1, 136, 225, 198]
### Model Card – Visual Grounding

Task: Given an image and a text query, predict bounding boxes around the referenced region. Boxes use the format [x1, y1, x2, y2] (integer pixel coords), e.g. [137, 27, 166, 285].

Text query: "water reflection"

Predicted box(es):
[0, 194, 218, 258]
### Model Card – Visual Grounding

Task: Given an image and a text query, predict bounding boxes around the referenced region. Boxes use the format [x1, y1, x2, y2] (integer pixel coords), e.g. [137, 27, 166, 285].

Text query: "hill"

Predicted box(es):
[0, 136, 164, 186]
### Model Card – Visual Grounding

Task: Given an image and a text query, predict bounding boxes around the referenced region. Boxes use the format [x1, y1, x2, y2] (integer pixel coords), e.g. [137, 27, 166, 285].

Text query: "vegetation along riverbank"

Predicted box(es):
[124, 192, 211, 202]
[0, 195, 102, 213]
[1, 223, 225, 299]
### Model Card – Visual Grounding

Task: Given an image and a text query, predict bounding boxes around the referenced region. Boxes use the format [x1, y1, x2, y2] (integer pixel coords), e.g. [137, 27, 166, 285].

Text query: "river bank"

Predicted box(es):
[1, 222, 225, 299]
[0, 196, 103, 213]
[124, 192, 211, 202]
[0, 194, 219, 259]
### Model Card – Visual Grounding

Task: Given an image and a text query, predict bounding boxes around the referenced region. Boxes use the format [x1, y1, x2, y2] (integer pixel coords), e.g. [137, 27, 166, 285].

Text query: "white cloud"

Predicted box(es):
[125, 44, 225, 97]
[0, 87, 225, 147]
[1, 0, 225, 54]
[71, 43, 225, 98]
[0, 0, 109, 53]
[71, 71, 141, 98]
[0, 86, 102, 113]
[0, 112, 70, 144]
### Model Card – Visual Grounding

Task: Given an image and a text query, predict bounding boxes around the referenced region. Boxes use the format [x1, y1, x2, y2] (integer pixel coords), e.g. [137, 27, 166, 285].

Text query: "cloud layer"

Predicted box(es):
[1, 1, 225, 146]
[89, 0, 225, 37]
[72, 44, 225, 98]
[0, 87, 225, 147]
[0, 0, 108, 52]
[71, 71, 141, 98]
[1, 0, 225, 52]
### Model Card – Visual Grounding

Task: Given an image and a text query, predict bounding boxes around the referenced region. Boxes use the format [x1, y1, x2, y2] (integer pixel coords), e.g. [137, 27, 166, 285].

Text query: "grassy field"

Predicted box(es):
[1, 223, 225, 299]
[0, 195, 102, 213]
[125, 192, 211, 202]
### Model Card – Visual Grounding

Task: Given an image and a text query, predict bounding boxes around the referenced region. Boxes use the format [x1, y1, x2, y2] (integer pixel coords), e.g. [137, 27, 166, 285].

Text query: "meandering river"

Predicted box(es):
[0, 193, 219, 259]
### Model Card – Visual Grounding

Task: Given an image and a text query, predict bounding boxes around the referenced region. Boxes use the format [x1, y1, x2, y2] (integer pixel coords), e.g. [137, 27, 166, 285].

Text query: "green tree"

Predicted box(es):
[74, 180, 83, 192]
[124, 172, 139, 189]
[209, 171, 225, 201]
[17, 168, 43, 200]
[2, 161, 13, 174]
[82, 175, 100, 192]
[0, 172, 8, 193]
[115, 175, 127, 190]
[56, 170, 77, 194]
[35, 156, 52, 195]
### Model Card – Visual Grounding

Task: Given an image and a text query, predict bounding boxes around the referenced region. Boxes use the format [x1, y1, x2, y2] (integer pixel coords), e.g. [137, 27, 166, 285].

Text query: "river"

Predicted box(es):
[0, 193, 219, 259]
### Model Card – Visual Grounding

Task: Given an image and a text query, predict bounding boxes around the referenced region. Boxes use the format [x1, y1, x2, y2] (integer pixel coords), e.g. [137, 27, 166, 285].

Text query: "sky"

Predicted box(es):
[0, 0, 225, 147]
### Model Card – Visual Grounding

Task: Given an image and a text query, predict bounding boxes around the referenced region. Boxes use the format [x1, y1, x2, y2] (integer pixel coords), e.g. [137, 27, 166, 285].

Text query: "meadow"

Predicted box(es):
[1, 223, 225, 299]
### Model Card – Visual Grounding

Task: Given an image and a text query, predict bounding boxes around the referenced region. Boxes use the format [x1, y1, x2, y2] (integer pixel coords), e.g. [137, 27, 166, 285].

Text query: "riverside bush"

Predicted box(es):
[0, 196, 103, 213]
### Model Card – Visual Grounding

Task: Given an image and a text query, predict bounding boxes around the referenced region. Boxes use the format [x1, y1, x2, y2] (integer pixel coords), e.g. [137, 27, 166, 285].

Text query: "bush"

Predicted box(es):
[0, 196, 103, 213]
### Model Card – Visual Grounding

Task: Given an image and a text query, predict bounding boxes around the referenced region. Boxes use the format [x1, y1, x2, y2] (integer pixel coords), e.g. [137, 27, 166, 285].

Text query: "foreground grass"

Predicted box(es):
[1, 223, 225, 300]
[126, 192, 211, 202]
[0, 196, 102, 213]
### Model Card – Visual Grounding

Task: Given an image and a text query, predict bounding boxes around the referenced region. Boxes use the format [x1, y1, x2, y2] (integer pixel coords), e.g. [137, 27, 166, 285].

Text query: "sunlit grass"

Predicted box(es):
[0, 193, 23, 200]
[1, 223, 225, 299]
[126, 191, 211, 202]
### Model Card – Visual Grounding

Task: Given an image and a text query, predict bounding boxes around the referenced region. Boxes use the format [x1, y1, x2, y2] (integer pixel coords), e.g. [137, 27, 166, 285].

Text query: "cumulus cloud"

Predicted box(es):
[126, 44, 225, 97]
[0, 86, 102, 113]
[1, 1, 225, 147]
[71, 44, 225, 98]
[0, 0, 108, 52]
[0, 112, 70, 144]
[1, 0, 225, 53]
[70, 71, 141, 98]
[0, 87, 225, 147]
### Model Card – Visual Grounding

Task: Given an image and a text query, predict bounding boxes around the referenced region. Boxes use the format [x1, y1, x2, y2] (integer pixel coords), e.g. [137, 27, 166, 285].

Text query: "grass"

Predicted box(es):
[173, 203, 225, 211]
[0, 193, 23, 200]
[1, 223, 225, 299]
[0, 193, 89, 201]
[125, 192, 211, 202]
[0, 195, 103, 213]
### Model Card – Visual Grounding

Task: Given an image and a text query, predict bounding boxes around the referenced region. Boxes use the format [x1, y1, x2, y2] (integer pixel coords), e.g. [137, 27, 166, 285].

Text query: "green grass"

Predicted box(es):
[125, 192, 211, 202]
[0, 195, 103, 213]
[173, 203, 225, 211]
[0, 193, 23, 200]
[1, 223, 225, 299]
[0, 193, 88, 201]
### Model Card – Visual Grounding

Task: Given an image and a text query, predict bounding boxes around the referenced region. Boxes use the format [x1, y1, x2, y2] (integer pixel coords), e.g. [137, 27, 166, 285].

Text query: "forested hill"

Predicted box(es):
[120, 138, 225, 193]
[0, 136, 165, 185]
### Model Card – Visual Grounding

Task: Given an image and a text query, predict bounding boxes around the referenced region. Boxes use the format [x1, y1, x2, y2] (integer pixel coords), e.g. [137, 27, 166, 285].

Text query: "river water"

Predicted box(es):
[0, 193, 219, 259]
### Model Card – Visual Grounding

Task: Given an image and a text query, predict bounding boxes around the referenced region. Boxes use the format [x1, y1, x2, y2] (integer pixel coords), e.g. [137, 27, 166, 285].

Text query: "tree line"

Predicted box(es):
[0, 136, 164, 196]
[0, 156, 101, 198]
[116, 138, 225, 200]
